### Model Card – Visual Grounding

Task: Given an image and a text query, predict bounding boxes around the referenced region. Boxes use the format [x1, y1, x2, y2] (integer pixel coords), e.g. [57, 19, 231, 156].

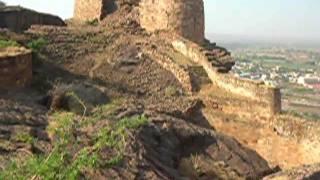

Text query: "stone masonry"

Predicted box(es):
[0, 47, 32, 88]
[139, 0, 205, 44]
[74, 0, 116, 21]
[73, 0, 205, 43]
[172, 38, 282, 115]
[71, 0, 282, 116]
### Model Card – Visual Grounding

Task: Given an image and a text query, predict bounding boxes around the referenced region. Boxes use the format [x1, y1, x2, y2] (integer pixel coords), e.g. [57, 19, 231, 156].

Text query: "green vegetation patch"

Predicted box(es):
[27, 38, 48, 52]
[81, 98, 125, 126]
[94, 115, 148, 167]
[0, 109, 148, 180]
[165, 85, 180, 97]
[12, 132, 36, 144]
[0, 39, 19, 48]
[86, 19, 99, 26]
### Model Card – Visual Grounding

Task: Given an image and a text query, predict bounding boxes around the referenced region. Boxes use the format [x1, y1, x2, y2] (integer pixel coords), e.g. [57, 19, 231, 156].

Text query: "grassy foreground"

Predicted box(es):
[0, 106, 148, 180]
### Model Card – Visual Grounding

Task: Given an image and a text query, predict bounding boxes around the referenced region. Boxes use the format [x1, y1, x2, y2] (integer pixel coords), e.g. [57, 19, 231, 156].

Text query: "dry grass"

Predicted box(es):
[0, 46, 31, 57]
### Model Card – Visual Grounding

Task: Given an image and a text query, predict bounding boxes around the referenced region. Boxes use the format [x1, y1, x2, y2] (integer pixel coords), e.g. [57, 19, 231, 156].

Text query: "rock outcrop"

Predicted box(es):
[0, 6, 65, 32]
[136, 112, 275, 179]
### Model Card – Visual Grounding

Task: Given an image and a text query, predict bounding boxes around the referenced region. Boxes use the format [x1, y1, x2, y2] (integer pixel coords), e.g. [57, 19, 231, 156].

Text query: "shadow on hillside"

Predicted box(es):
[32, 61, 138, 96]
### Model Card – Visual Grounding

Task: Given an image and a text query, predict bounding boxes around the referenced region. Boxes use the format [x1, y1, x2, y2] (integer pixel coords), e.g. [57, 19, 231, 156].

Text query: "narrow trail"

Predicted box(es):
[197, 83, 320, 170]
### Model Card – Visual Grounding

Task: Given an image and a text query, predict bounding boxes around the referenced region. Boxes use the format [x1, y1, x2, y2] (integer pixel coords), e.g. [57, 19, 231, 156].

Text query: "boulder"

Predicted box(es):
[48, 83, 109, 115]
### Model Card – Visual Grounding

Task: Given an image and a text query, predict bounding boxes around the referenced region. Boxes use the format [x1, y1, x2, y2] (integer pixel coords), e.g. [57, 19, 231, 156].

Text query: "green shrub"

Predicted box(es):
[0, 39, 19, 48]
[86, 19, 99, 26]
[116, 115, 149, 130]
[27, 38, 48, 52]
[48, 112, 76, 145]
[12, 132, 35, 144]
[81, 98, 124, 126]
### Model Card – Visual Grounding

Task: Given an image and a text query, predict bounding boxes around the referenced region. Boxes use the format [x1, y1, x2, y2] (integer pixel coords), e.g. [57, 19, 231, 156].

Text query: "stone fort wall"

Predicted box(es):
[73, 0, 205, 43]
[74, 0, 119, 21]
[74, 0, 107, 21]
[139, 0, 205, 44]
[143, 48, 194, 93]
[0, 47, 32, 88]
[72, 0, 281, 115]
[172, 39, 282, 115]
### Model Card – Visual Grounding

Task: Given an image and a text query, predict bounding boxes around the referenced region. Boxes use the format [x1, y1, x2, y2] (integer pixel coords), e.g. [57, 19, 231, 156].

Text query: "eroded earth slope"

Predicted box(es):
[0, 1, 320, 180]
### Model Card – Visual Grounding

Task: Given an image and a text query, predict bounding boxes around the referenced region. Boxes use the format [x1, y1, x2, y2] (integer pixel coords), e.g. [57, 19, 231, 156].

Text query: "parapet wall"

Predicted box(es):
[0, 47, 32, 88]
[143, 48, 194, 93]
[172, 39, 282, 115]
[139, 0, 205, 44]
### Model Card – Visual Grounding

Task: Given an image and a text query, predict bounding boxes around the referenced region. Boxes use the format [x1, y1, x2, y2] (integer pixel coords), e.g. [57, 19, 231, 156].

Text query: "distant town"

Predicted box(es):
[230, 47, 320, 119]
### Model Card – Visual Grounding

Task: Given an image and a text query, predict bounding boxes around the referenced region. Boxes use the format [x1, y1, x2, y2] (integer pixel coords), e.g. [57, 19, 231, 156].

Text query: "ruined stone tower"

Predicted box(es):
[74, 0, 205, 44]
[139, 0, 205, 44]
[74, 0, 116, 21]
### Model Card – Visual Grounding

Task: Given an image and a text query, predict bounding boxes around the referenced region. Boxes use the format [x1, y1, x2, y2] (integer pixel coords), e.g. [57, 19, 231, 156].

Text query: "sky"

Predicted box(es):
[204, 0, 320, 41]
[3, 0, 320, 42]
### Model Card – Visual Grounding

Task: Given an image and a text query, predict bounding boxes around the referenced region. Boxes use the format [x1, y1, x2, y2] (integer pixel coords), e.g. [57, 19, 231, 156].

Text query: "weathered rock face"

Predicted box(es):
[0, 6, 65, 32]
[139, 0, 205, 44]
[137, 112, 274, 179]
[74, 0, 117, 21]
[0, 47, 32, 88]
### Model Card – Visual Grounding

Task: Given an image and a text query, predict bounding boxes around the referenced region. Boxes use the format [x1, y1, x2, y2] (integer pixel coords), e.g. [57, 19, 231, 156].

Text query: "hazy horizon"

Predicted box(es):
[206, 33, 320, 48]
[3, 0, 320, 44]
[204, 0, 320, 42]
